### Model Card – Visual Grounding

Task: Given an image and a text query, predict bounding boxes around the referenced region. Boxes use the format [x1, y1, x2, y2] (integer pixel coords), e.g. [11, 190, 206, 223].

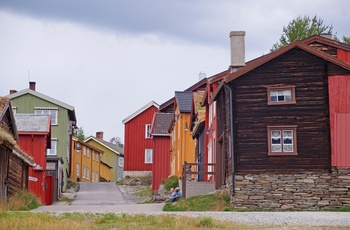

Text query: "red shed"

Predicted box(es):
[122, 101, 159, 176]
[15, 114, 52, 205]
[150, 112, 173, 191]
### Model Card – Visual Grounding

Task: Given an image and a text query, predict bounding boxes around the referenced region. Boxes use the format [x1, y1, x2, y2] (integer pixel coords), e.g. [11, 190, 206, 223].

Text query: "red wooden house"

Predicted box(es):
[15, 114, 53, 205]
[122, 101, 159, 177]
[150, 112, 173, 191]
[211, 32, 350, 210]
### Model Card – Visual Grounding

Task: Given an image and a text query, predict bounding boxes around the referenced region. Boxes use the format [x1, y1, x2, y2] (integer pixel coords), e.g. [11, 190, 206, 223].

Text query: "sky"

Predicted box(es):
[0, 0, 349, 143]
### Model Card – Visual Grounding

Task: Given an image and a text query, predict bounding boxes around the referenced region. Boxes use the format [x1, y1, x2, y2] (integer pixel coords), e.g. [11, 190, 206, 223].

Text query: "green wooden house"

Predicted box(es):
[85, 132, 124, 182]
[8, 82, 76, 199]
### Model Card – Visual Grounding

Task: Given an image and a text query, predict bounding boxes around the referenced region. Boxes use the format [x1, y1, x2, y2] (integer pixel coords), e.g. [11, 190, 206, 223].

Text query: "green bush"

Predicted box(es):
[163, 175, 179, 190]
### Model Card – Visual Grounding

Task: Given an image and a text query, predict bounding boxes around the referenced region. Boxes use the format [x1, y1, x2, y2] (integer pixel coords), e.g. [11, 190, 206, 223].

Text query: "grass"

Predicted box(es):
[0, 190, 41, 211]
[163, 190, 234, 212]
[0, 212, 258, 230]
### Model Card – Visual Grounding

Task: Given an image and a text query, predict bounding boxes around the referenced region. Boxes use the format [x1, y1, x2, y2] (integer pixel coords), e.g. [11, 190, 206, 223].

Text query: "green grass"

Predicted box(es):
[0, 190, 41, 211]
[163, 192, 233, 212]
[0, 212, 255, 230]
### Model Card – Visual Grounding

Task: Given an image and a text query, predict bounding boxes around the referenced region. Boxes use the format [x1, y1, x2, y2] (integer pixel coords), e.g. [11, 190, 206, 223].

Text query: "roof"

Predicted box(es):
[84, 136, 124, 156]
[15, 114, 50, 133]
[192, 119, 205, 138]
[159, 97, 174, 112]
[184, 77, 207, 92]
[72, 136, 104, 154]
[7, 88, 77, 122]
[122, 101, 159, 124]
[13, 146, 35, 166]
[151, 113, 174, 136]
[175, 91, 193, 113]
[224, 39, 350, 83]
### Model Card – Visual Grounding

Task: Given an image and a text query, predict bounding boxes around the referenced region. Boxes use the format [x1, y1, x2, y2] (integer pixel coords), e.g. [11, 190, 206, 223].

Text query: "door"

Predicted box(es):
[0, 147, 9, 199]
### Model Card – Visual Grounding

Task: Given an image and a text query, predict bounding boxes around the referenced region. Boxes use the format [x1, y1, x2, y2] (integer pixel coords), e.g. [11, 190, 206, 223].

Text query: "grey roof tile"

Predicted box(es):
[175, 91, 192, 113]
[151, 113, 173, 136]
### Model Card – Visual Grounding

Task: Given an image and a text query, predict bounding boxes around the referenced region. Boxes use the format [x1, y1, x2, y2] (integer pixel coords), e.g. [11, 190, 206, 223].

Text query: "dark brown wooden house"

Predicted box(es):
[212, 32, 350, 210]
[0, 97, 35, 200]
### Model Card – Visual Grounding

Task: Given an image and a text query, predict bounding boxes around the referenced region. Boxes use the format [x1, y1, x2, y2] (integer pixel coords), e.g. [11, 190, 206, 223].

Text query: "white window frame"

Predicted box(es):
[145, 149, 153, 164]
[118, 157, 124, 167]
[267, 125, 298, 156]
[47, 138, 58, 156]
[34, 107, 58, 125]
[95, 172, 99, 182]
[83, 146, 86, 156]
[145, 124, 151, 138]
[267, 86, 296, 105]
[76, 163, 79, 176]
[92, 170, 95, 182]
[12, 106, 17, 114]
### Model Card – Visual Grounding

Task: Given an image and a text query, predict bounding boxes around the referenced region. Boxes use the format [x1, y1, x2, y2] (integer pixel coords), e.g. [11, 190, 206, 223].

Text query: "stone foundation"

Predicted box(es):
[230, 167, 350, 210]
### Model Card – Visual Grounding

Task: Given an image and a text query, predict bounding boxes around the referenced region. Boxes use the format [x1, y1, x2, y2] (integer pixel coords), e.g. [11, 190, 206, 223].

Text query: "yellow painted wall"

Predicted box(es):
[100, 162, 112, 182]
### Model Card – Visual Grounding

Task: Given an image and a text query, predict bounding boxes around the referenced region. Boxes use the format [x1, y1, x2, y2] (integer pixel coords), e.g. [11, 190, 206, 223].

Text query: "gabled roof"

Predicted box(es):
[15, 114, 51, 133]
[122, 101, 159, 124]
[175, 91, 193, 113]
[72, 136, 104, 154]
[303, 35, 350, 52]
[7, 88, 77, 122]
[151, 112, 173, 136]
[13, 147, 35, 166]
[84, 136, 123, 156]
[224, 39, 350, 83]
[184, 77, 207, 92]
[159, 97, 174, 113]
[0, 97, 17, 140]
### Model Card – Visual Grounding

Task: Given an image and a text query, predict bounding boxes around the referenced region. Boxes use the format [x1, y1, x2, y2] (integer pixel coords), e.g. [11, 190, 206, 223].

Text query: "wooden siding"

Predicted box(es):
[152, 136, 170, 191]
[0, 145, 9, 198]
[10, 94, 71, 191]
[7, 154, 26, 197]
[230, 49, 350, 172]
[338, 49, 350, 63]
[328, 76, 350, 166]
[124, 106, 158, 172]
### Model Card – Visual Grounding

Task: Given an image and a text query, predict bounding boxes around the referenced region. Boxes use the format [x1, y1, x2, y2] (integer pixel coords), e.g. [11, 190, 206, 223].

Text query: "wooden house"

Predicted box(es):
[0, 97, 34, 200]
[8, 82, 77, 200]
[15, 114, 53, 205]
[85, 132, 124, 182]
[71, 136, 104, 182]
[122, 101, 159, 177]
[150, 112, 173, 191]
[211, 32, 350, 210]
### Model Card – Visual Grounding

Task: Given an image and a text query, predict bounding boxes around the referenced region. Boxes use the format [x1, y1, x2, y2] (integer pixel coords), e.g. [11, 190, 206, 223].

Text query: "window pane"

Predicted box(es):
[283, 144, 293, 152]
[272, 145, 281, 152]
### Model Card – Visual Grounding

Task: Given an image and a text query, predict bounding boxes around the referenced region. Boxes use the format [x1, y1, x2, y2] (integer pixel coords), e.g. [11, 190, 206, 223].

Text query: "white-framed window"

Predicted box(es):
[76, 143, 81, 152]
[86, 168, 89, 180]
[267, 86, 296, 105]
[267, 126, 298, 156]
[83, 167, 86, 179]
[87, 148, 90, 158]
[96, 153, 99, 162]
[34, 107, 58, 125]
[92, 170, 95, 182]
[12, 106, 17, 114]
[145, 149, 153, 164]
[95, 172, 99, 182]
[145, 124, 151, 138]
[47, 138, 58, 155]
[118, 157, 124, 167]
[92, 151, 95, 160]
[76, 163, 79, 176]
[83, 146, 86, 156]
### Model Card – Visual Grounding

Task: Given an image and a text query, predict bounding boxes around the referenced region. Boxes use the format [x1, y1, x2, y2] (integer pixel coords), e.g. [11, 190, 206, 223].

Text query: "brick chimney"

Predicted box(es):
[29, 81, 36, 91]
[229, 31, 246, 71]
[9, 90, 17, 94]
[96, 131, 104, 139]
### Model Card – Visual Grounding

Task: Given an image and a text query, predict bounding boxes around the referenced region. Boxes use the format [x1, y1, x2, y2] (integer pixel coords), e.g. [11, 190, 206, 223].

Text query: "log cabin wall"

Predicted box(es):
[231, 48, 350, 173]
[0, 145, 9, 199]
[7, 154, 25, 197]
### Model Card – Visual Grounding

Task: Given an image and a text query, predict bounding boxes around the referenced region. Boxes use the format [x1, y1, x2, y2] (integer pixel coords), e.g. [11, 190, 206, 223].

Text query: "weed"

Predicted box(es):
[197, 217, 214, 228]
[0, 190, 41, 211]
[163, 175, 179, 190]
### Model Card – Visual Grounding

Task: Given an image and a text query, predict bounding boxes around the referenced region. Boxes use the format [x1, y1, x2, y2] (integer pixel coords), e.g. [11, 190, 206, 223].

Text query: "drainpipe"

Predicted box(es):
[223, 83, 235, 196]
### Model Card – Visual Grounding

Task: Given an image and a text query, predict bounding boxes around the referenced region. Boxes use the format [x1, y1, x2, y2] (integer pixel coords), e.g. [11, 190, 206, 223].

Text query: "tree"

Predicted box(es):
[271, 15, 349, 52]
[73, 126, 85, 141]
[110, 136, 124, 148]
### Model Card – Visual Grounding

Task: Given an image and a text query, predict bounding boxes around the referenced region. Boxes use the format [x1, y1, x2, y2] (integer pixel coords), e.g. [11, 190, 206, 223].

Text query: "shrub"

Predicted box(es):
[163, 175, 179, 191]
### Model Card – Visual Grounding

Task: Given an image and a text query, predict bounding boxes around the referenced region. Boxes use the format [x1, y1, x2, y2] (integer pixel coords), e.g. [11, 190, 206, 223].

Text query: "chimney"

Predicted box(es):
[9, 90, 17, 94]
[229, 31, 246, 71]
[96, 131, 104, 139]
[320, 33, 332, 39]
[29, 82, 36, 91]
[198, 72, 206, 80]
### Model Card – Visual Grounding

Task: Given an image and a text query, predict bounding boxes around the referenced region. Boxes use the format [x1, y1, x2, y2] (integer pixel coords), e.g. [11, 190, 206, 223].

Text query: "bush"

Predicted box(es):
[163, 175, 179, 191]
[0, 190, 41, 211]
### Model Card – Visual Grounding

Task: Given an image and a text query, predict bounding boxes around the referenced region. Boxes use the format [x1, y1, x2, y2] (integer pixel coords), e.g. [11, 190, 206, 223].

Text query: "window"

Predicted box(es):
[267, 86, 296, 105]
[76, 163, 79, 176]
[12, 107, 17, 114]
[267, 126, 297, 156]
[83, 146, 86, 156]
[95, 172, 99, 182]
[87, 148, 90, 158]
[145, 124, 151, 138]
[119, 157, 124, 167]
[96, 153, 99, 162]
[83, 167, 86, 179]
[86, 168, 89, 180]
[92, 151, 95, 160]
[34, 107, 58, 125]
[145, 149, 153, 164]
[47, 138, 57, 155]
[92, 171, 95, 182]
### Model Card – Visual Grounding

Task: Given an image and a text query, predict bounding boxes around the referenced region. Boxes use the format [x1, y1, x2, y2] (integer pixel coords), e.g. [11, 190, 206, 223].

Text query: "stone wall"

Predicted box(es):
[230, 168, 350, 210]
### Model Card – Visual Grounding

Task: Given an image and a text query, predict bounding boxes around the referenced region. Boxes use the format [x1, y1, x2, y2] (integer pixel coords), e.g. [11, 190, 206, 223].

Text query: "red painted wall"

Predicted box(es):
[152, 136, 170, 191]
[328, 76, 350, 166]
[17, 133, 49, 204]
[124, 106, 158, 171]
[338, 49, 350, 63]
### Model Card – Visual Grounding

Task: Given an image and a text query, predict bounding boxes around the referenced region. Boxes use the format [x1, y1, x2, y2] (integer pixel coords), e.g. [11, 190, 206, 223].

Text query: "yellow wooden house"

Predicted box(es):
[169, 91, 196, 178]
[71, 136, 108, 182]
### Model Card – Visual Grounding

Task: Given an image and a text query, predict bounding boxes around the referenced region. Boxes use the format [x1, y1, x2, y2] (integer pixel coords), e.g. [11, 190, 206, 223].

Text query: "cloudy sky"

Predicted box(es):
[1, 1, 349, 143]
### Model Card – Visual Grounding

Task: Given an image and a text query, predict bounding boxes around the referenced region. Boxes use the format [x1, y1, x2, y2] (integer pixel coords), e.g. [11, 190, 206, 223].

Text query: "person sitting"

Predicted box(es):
[174, 187, 182, 201]
[166, 188, 178, 203]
